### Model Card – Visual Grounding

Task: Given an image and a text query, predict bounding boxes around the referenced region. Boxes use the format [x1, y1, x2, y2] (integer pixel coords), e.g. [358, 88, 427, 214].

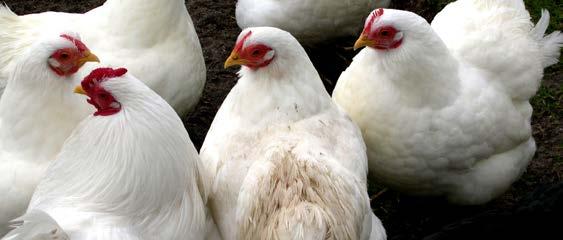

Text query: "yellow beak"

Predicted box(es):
[224, 51, 249, 69]
[74, 85, 86, 95]
[353, 34, 374, 51]
[77, 51, 100, 67]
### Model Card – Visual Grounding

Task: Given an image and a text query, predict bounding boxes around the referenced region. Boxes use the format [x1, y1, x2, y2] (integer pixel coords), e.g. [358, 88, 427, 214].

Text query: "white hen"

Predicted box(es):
[0, 0, 205, 116]
[236, 0, 391, 45]
[3, 67, 208, 239]
[0, 33, 98, 235]
[200, 27, 386, 240]
[333, 2, 562, 205]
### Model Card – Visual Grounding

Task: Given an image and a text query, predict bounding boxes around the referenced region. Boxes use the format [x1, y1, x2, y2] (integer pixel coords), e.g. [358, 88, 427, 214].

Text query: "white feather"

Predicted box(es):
[532, 10, 563, 68]
[0, 0, 205, 116]
[0, 34, 92, 235]
[0, 0, 206, 234]
[201, 27, 385, 240]
[4, 71, 209, 239]
[334, 3, 561, 205]
[236, 0, 391, 45]
[2, 210, 68, 240]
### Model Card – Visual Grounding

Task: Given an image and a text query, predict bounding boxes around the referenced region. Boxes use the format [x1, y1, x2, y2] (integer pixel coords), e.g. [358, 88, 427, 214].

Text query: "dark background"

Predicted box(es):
[3, 0, 561, 239]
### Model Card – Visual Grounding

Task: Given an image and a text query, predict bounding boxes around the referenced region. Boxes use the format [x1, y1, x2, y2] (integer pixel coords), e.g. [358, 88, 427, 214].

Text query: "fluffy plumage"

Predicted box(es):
[236, 0, 391, 45]
[333, 1, 562, 205]
[0, 33, 94, 236]
[201, 27, 386, 240]
[3, 67, 209, 239]
[0, 0, 205, 116]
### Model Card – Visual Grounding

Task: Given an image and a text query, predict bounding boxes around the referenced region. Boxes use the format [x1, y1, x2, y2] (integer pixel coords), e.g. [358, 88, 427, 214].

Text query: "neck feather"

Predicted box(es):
[0, 64, 90, 162]
[227, 60, 333, 127]
[35, 97, 203, 221]
[365, 33, 460, 108]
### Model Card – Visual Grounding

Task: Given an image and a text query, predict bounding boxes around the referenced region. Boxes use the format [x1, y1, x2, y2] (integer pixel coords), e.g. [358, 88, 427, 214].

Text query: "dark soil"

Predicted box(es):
[4, 0, 562, 239]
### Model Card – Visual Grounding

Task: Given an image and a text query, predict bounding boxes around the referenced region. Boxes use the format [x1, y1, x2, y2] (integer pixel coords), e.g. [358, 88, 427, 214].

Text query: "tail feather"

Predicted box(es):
[2, 210, 68, 240]
[532, 10, 563, 68]
[530, 9, 550, 41]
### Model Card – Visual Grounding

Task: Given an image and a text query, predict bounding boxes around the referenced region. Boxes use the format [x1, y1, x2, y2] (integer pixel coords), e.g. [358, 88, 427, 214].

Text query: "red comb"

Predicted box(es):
[81, 67, 128, 93]
[375, 8, 384, 17]
[365, 8, 384, 31]
[234, 31, 252, 53]
[60, 34, 89, 52]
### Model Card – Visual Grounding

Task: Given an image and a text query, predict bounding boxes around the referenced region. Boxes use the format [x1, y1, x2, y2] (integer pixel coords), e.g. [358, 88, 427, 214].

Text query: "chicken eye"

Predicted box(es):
[380, 30, 390, 37]
[98, 93, 109, 101]
[60, 52, 70, 60]
[251, 49, 261, 57]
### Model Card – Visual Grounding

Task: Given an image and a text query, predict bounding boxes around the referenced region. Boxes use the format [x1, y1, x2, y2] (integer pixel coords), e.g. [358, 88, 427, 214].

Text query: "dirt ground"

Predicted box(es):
[4, 0, 562, 239]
